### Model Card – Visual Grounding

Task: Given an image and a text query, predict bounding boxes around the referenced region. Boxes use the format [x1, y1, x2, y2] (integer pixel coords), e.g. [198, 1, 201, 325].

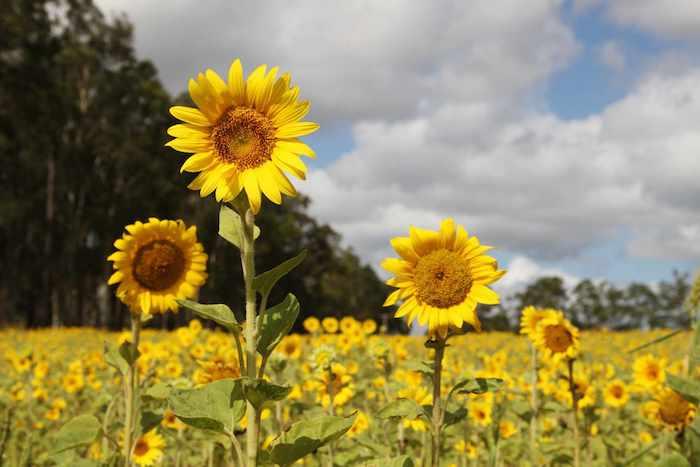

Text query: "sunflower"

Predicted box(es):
[321, 317, 339, 334]
[532, 311, 580, 362]
[603, 379, 629, 408]
[649, 387, 695, 431]
[303, 316, 321, 334]
[382, 218, 506, 338]
[108, 218, 208, 315]
[131, 430, 165, 466]
[633, 354, 666, 391]
[519, 306, 557, 337]
[166, 59, 318, 214]
[499, 420, 518, 439]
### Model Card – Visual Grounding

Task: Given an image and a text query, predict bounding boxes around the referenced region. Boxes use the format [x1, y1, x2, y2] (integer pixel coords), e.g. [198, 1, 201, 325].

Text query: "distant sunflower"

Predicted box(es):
[131, 430, 165, 466]
[167, 58, 318, 213]
[532, 311, 579, 362]
[633, 354, 666, 390]
[649, 387, 695, 431]
[382, 218, 506, 338]
[108, 218, 207, 314]
[603, 379, 629, 408]
[520, 306, 557, 337]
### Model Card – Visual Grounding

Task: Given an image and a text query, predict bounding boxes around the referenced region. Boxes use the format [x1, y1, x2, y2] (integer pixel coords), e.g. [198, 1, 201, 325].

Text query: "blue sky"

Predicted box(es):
[102, 0, 700, 293]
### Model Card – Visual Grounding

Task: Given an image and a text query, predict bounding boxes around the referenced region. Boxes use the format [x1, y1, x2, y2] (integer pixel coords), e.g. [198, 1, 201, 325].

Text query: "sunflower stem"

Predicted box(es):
[567, 358, 580, 467]
[240, 206, 260, 466]
[123, 315, 141, 467]
[431, 338, 446, 467]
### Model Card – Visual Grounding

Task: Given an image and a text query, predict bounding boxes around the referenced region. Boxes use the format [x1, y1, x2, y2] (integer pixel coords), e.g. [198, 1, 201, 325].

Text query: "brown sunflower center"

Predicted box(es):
[133, 439, 149, 457]
[659, 391, 691, 426]
[414, 249, 472, 308]
[646, 365, 659, 380]
[611, 385, 624, 398]
[132, 240, 185, 291]
[543, 324, 573, 353]
[211, 107, 276, 170]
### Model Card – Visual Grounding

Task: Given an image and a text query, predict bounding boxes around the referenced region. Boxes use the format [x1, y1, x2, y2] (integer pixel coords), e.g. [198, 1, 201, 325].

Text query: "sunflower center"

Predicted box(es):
[659, 391, 691, 426]
[414, 249, 472, 308]
[132, 240, 186, 291]
[543, 324, 573, 353]
[611, 386, 624, 398]
[646, 366, 659, 380]
[211, 107, 276, 170]
[133, 439, 149, 457]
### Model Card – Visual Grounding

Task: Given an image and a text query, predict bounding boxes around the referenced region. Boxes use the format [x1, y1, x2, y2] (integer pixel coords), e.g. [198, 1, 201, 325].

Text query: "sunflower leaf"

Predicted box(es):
[268, 414, 356, 465]
[49, 414, 101, 455]
[253, 250, 307, 299]
[103, 341, 128, 376]
[376, 398, 425, 420]
[449, 378, 504, 397]
[168, 379, 245, 434]
[241, 378, 291, 410]
[257, 294, 300, 357]
[176, 299, 241, 333]
[138, 410, 163, 436]
[218, 205, 260, 249]
[667, 374, 700, 405]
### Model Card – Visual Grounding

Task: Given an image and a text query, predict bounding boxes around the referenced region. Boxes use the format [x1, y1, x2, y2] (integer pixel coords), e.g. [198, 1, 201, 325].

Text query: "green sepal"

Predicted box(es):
[177, 299, 241, 332]
[257, 294, 300, 357]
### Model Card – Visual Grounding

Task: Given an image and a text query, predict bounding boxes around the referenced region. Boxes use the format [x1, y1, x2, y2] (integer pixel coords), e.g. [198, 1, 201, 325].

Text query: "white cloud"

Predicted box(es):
[599, 41, 626, 73]
[95, 0, 577, 124]
[493, 256, 580, 297]
[606, 0, 700, 40]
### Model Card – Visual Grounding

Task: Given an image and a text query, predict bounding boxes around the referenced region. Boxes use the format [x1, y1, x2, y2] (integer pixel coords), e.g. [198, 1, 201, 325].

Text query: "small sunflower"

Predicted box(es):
[532, 311, 580, 362]
[108, 218, 208, 315]
[167, 58, 318, 214]
[499, 420, 518, 439]
[131, 430, 165, 466]
[649, 387, 695, 431]
[603, 379, 629, 408]
[633, 354, 666, 391]
[382, 218, 506, 338]
[519, 306, 557, 337]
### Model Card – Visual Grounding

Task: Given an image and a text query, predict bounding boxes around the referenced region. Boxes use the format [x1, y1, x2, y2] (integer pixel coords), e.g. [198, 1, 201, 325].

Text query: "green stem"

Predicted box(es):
[431, 339, 446, 467]
[240, 207, 259, 466]
[567, 358, 580, 467]
[123, 316, 142, 467]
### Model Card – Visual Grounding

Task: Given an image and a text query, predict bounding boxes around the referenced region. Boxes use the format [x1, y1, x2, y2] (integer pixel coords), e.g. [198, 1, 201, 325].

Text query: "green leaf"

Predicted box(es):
[376, 399, 425, 420]
[367, 456, 415, 467]
[253, 250, 307, 299]
[619, 435, 669, 466]
[168, 379, 245, 434]
[269, 414, 356, 465]
[177, 299, 241, 332]
[442, 406, 468, 428]
[626, 328, 684, 354]
[656, 453, 691, 467]
[119, 341, 140, 366]
[689, 320, 700, 374]
[242, 378, 291, 410]
[403, 360, 434, 376]
[139, 410, 162, 435]
[667, 374, 700, 405]
[104, 341, 128, 376]
[219, 205, 260, 248]
[257, 294, 300, 357]
[449, 378, 504, 397]
[50, 414, 101, 455]
[142, 382, 171, 400]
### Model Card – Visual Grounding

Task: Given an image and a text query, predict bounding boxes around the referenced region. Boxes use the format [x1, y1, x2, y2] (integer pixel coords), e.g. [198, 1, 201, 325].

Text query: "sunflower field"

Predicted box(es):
[0, 324, 695, 467]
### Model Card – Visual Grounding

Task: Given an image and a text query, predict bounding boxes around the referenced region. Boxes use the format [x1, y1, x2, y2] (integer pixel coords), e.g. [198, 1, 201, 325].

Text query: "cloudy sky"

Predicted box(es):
[97, 0, 700, 295]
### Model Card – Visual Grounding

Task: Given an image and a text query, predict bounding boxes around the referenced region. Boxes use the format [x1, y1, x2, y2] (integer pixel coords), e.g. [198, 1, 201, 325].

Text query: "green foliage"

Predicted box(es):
[218, 204, 260, 249]
[656, 453, 691, 467]
[241, 378, 291, 410]
[254, 250, 307, 300]
[257, 294, 300, 357]
[50, 414, 100, 455]
[666, 374, 700, 405]
[267, 414, 356, 465]
[376, 399, 425, 420]
[449, 377, 504, 397]
[176, 299, 241, 332]
[138, 410, 162, 435]
[168, 379, 245, 434]
[103, 342, 128, 376]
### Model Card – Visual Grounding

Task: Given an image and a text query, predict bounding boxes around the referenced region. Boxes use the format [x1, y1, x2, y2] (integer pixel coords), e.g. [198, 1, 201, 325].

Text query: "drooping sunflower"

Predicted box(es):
[131, 430, 165, 466]
[108, 218, 207, 314]
[166, 58, 318, 214]
[649, 387, 695, 431]
[382, 218, 506, 338]
[532, 311, 580, 362]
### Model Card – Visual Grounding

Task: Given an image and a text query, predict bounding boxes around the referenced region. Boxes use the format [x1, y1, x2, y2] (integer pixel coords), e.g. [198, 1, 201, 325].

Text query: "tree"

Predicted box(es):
[514, 276, 568, 312]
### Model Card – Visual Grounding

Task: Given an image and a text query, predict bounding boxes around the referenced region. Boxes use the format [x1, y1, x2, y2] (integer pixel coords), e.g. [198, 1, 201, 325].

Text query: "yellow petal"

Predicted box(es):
[228, 59, 246, 105]
[257, 165, 282, 204]
[390, 237, 419, 263]
[272, 150, 307, 180]
[275, 121, 320, 139]
[166, 138, 211, 154]
[108, 271, 123, 285]
[180, 152, 215, 173]
[167, 124, 209, 138]
[170, 106, 212, 126]
[276, 139, 316, 158]
[271, 101, 311, 128]
[470, 284, 500, 305]
[241, 171, 262, 214]
[266, 163, 297, 197]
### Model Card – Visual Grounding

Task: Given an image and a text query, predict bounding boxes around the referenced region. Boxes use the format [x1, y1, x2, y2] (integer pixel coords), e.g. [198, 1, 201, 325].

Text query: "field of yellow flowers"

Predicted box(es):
[0, 323, 691, 466]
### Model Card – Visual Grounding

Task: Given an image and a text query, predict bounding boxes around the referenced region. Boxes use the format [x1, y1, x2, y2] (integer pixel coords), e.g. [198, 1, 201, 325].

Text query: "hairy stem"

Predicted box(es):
[123, 316, 142, 467]
[567, 358, 580, 467]
[431, 339, 446, 467]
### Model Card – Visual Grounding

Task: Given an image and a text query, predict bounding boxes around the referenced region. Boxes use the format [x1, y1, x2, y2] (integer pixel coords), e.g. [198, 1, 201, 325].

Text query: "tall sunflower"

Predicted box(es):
[382, 218, 506, 338]
[532, 311, 580, 362]
[166, 58, 318, 213]
[108, 218, 207, 314]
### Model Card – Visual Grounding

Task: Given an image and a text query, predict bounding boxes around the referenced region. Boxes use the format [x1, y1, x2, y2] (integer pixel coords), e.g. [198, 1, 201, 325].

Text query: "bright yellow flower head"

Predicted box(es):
[321, 317, 339, 334]
[603, 379, 630, 408]
[633, 354, 666, 390]
[532, 311, 580, 362]
[167, 58, 318, 214]
[108, 218, 208, 315]
[499, 420, 518, 439]
[362, 319, 378, 334]
[520, 306, 557, 337]
[382, 218, 506, 338]
[303, 316, 321, 333]
[131, 430, 165, 466]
